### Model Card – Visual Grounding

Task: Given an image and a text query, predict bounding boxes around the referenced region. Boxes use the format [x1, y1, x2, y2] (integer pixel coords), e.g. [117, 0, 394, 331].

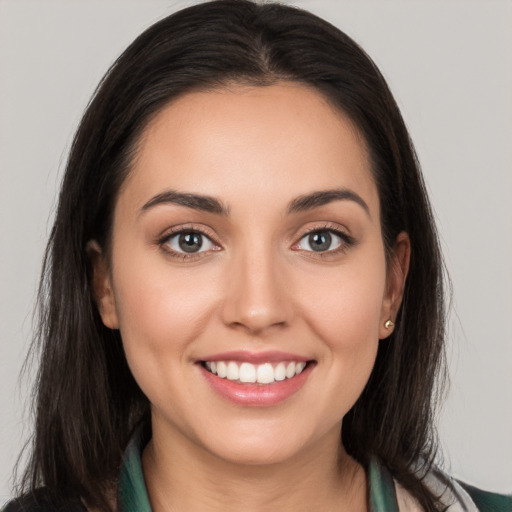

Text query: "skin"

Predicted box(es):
[90, 83, 410, 511]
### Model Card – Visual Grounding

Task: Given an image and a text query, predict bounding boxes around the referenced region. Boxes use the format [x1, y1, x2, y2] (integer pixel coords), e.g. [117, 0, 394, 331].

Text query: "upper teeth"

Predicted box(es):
[205, 361, 307, 384]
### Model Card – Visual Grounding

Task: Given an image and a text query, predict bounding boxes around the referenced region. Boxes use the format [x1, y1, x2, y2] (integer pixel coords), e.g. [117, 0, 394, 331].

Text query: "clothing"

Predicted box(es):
[4, 430, 511, 511]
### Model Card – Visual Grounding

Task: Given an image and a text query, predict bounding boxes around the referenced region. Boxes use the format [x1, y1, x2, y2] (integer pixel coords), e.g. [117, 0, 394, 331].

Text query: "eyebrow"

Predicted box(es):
[141, 190, 229, 216]
[140, 187, 370, 217]
[287, 188, 370, 217]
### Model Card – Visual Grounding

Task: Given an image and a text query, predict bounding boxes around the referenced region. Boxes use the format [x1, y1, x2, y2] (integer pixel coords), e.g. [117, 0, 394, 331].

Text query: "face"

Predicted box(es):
[92, 83, 409, 466]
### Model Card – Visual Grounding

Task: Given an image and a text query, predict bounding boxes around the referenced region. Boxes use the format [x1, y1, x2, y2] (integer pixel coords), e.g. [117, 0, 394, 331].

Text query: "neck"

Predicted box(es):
[142, 422, 367, 512]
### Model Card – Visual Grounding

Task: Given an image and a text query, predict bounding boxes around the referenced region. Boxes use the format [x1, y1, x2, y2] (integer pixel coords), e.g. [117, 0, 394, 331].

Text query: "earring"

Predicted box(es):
[384, 320, 394, 329]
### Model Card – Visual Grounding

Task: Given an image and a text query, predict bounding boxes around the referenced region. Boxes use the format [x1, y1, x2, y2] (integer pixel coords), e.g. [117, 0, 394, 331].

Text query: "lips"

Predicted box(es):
[198, 351, 315, 406]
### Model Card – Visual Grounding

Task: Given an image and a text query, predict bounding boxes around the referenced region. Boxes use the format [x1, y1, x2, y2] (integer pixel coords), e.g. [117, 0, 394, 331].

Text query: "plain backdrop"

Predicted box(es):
[1, 0, 511, 504]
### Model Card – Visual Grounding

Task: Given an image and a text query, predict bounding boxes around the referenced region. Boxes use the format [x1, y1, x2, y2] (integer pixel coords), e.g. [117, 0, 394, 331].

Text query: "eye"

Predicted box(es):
[296, 229, 346, 253]
[164, 230, 216, 254]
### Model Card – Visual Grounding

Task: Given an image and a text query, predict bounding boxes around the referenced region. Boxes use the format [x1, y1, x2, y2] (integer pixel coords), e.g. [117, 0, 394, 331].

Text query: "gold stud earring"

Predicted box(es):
[384, 320, 394, 329]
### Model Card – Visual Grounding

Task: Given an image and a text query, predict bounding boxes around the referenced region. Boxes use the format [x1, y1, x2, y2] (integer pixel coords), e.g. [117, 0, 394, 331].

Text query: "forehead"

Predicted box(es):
[121, 83, 379, 217]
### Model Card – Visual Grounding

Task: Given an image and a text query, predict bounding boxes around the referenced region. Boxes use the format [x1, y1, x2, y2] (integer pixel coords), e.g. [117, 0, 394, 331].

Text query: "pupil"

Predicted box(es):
[179, 232, 202, 253]
[309, 231, 331, 252]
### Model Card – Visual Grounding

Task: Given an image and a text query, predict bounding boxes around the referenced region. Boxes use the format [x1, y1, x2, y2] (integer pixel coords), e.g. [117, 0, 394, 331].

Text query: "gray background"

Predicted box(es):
[1, 0, 511, 504]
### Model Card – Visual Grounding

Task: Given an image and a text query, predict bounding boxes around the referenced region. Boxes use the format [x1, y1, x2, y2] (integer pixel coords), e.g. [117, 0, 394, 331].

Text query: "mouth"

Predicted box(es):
[197, 353, 316, 406]
[201, 360, 311, 385]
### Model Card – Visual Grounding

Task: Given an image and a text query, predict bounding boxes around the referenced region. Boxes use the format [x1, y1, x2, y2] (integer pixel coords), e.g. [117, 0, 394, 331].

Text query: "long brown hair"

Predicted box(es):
[17, 1, 447, 510]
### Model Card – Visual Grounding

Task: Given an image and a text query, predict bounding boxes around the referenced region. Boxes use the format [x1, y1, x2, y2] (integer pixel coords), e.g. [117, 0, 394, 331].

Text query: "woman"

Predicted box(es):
[4, 1, 511, 511]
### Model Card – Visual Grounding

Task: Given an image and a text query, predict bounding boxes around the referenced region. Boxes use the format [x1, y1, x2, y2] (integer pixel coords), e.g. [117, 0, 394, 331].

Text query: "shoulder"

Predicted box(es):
[394, 466, 512, 512]
[2, 490, 87, 512]
[457, 481, 512, 512]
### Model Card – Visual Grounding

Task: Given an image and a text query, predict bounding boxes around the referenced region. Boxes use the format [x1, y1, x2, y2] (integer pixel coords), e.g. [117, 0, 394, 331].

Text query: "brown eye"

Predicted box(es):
[179, 232, 203, 252]
[165, 231, 215, 254]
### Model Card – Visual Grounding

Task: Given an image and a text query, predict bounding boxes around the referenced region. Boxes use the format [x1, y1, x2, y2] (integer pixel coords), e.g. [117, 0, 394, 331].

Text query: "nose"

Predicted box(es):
[220, 244, 293, 336]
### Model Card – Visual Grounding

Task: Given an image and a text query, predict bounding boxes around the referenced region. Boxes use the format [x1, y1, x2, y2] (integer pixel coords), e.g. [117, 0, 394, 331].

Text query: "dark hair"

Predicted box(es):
[17, 1, 447, 510]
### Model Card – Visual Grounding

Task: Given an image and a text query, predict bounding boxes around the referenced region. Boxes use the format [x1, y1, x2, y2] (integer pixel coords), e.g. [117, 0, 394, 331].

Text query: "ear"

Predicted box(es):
[86, 240, 119, 329]
[379, 231, 410, 340]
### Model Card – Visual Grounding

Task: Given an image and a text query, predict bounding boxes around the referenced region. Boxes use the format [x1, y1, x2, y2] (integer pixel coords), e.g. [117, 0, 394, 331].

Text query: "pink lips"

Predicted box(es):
[200, 350, 310, 364]
[198, 351, 314, 407]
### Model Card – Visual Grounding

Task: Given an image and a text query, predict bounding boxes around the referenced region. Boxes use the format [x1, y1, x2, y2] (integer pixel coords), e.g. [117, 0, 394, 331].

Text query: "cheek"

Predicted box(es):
[299, 258, 387, 349]
[294, 249, 387, 409]
[110, 254, 221, 383]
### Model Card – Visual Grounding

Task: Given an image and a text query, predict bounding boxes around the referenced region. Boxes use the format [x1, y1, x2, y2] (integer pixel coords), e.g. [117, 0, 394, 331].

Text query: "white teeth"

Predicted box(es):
[295, 362, 306, 375]
[256, 363, 274, 384]
[286, 362, 296, 379]
[274, 362, 286, 381]
[216, 361, 227, 378]
[204, 360, 309, 384]
[226, 361, 239, 381]
[239, 362, 257, 383]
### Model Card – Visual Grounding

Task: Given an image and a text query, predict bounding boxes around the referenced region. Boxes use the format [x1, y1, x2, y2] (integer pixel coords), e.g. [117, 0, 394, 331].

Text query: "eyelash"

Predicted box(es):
[157, 223, 355, 261]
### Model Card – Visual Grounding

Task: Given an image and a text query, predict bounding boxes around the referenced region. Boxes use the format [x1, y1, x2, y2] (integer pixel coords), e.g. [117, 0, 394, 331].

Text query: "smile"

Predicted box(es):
[199, 353, 315, 406]
[203, 360, 307, 384]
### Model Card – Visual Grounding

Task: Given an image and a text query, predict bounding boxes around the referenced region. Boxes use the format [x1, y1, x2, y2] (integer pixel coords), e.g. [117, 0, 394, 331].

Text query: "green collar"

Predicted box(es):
[118, 430, 152, 512]
[118, 430, 399, 512]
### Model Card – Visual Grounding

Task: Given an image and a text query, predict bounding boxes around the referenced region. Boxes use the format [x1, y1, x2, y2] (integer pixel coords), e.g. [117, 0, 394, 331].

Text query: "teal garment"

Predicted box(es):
[118, 431, 152, 512]
[458, 482, 512, 512]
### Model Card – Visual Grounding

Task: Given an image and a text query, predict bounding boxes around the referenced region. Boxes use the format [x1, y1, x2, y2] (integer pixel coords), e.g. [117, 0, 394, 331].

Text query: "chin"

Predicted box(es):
[208, 439, 300, 467]
[196, 421, 323, 467]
